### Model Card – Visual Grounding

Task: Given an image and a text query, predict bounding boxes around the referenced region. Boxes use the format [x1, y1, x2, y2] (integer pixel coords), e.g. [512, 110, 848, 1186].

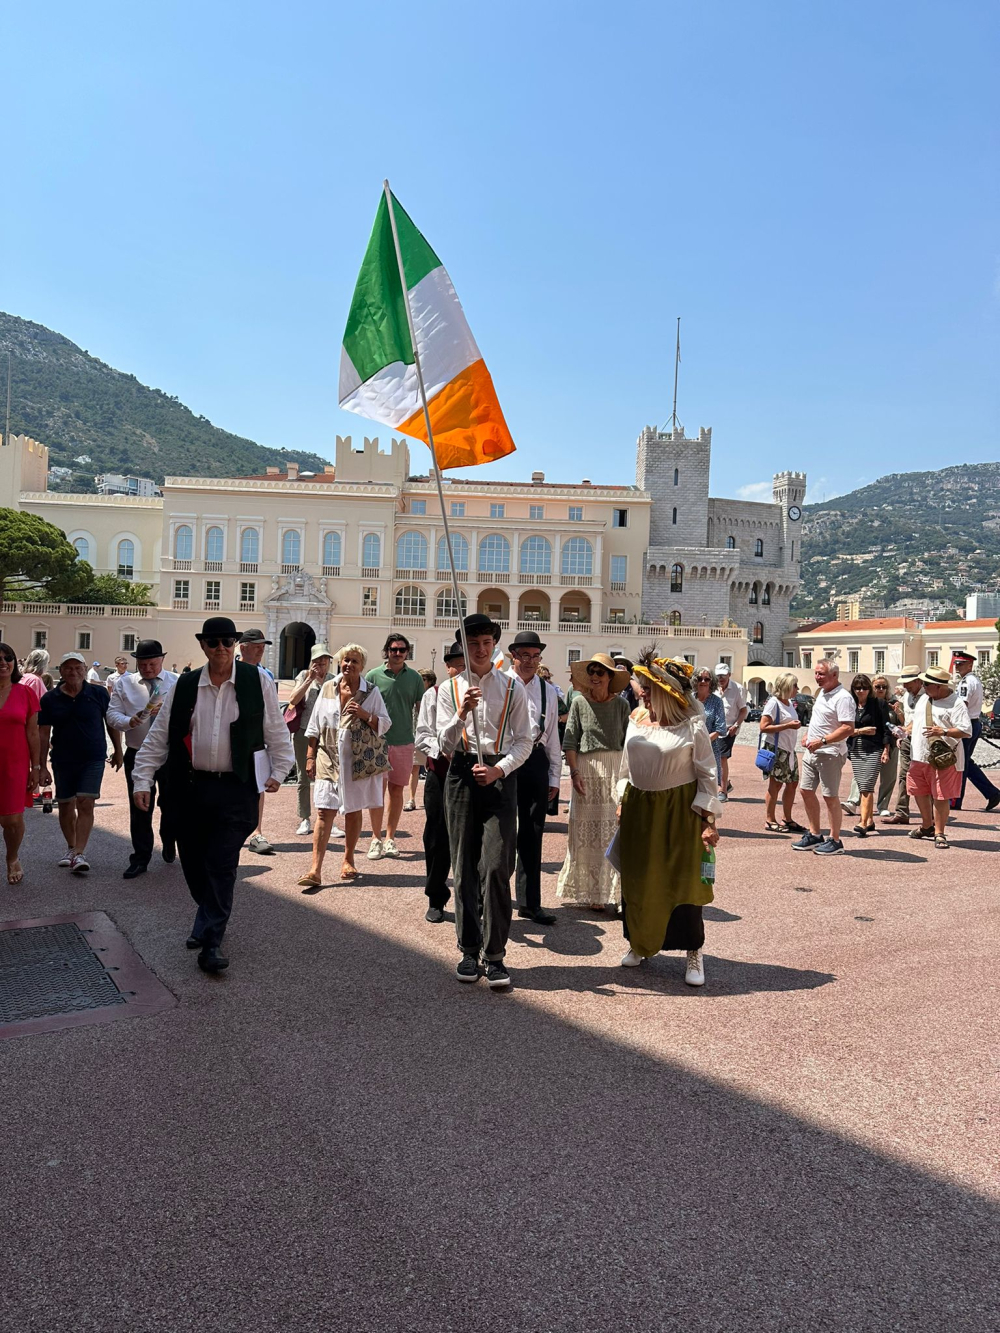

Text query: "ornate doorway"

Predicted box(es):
[279, 621, 315, 678]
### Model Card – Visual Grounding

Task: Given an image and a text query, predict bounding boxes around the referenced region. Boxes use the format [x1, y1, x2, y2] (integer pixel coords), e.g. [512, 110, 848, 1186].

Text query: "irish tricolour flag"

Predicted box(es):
[339, 190, 516, 471]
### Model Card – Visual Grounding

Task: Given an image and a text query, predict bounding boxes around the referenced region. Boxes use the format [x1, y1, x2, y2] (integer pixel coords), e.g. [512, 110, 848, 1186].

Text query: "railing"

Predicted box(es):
[0, 602, 150, 618]
[560, 573, 593, 586]
[173, 559, 192, 571]
[205, 560, 223, 573]
[519, 572, 552, 585]
[436, 569, 468, 582]
[361, 567, 381, 579]
[477, 572, 510, 584]
[434, 616, 461, 629]
[281, 563, 301, 574]
[240, 562, 258, 574]
[598, 622, 747, 640]
[394, 568, 429, 581]
[558, 619, 591, 630]
[609, 581, 627, 593]
[203, 600, 220, 611]
[323, 565, 341, 578]
[517, 619, 551, 632]
[172, 598, 190, 610]
[361, 605, 380, 617]
[110, 606, 151, 618]
[239, 600, 256, 613]
[391, 616, 426, 629]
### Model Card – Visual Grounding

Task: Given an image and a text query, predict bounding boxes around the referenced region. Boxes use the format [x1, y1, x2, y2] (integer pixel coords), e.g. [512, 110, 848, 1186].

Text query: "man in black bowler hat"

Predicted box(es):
[506, 630, 561, 925]
[131, 616, 294, 973]
[107, 639, 178, 879]
[436, 613, 532, 988]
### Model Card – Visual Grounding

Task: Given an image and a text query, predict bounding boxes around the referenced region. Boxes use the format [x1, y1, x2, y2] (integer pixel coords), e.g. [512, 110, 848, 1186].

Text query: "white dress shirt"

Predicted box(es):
[909, 691, 971, 770]
[505, 668, 562, 786]
[718, 679, 747, 730]
[956, 671, 984, 720]
[107, 670, 179, 748]
[436, 665, 533, 778]
[414, 686, 441, 760]
[131, 661, 293, 792]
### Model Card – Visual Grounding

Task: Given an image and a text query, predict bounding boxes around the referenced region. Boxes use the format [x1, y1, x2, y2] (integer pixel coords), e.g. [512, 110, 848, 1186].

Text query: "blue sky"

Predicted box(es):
[4, 1, 997, 503]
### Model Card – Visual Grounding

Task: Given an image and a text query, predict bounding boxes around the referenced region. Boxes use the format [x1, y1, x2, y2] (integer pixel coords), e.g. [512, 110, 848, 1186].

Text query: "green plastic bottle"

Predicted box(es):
[700, 845, 716, 886]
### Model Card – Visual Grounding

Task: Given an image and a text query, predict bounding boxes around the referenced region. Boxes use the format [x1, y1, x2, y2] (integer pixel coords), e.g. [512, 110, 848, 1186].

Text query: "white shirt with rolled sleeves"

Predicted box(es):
[107, 670, 179, 748]
[504, 668, 562, 787]
[910, 691, 971, 771]
[956, 671, 984, 721]
[436, 666, 533, 778]
[805, 683, 857, 756]
[414, 686, 441, 761]
[131, 661, 293, 792]
[718, 679, 747, 730]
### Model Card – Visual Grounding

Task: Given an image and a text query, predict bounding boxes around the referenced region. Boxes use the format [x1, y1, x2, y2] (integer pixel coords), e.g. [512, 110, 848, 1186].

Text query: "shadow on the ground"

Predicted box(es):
[514, 955, 837, 997]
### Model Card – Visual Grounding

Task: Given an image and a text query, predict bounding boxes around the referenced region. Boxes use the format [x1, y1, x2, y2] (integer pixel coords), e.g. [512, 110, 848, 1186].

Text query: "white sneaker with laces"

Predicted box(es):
[620, 948, 644, 968]
[295, 819, 312, 836]
[247, 833, 274, 855]
[685, 949, 705, 986]
[70, 854, 90, 876]
[383, 838, 399, 857]
[58, 850, 75, 867]
[367, 838, 384, 860]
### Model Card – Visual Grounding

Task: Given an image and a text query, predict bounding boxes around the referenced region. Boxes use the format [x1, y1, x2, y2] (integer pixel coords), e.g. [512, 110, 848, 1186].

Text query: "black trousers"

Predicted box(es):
[445, 754, 516, 961]
[124, 746, 174, 866]
[514, 744, 550, 911]
[958, 719, 1000, 807]
[174, 774, 259, 948]
[422, 762, 452, 909]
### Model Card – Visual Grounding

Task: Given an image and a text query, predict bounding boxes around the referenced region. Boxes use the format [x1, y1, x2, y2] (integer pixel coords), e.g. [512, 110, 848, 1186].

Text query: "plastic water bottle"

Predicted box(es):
[700, 845, 716, 886]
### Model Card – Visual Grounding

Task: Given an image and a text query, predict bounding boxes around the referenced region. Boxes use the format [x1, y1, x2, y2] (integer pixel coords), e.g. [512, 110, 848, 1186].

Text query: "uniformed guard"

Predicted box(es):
[436, 613, 532, 989]
[506, 630, 562, 925]
[952, 652, 1000, 811]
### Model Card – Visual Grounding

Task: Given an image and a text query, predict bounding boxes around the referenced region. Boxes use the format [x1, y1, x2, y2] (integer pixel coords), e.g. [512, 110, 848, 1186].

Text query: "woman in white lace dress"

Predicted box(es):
[556, 653, 631, 909]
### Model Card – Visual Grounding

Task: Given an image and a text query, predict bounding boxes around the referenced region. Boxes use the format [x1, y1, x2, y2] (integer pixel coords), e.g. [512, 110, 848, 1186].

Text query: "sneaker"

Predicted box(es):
[70, 853, 90, 875]
[842, 801, 859, 816]
[718, 791, 729, 803]
[813, 838, 845, 855]
[247, 834, 273, 855]
[383, 838, 399, 858]
[726, 782, 733, 793]
[485, 960, 511, 989]
[877, 809, 892, 818]
[367, 838, 384, 860]
[684, 949, 705, 986]
[332, 824, 345, 837]
[58, 850, 75, 867]
[791, 832, 823, 851]
[908, 825, 935, 840]
[456, 954, 480, 983]
[295, 818, 312, 836]
[620, 948, 644, 968]
[403, 800, 416, 812]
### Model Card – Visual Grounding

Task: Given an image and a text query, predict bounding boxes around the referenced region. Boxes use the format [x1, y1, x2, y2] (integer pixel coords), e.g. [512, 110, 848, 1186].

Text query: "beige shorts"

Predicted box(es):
[799, 750, 846, 798]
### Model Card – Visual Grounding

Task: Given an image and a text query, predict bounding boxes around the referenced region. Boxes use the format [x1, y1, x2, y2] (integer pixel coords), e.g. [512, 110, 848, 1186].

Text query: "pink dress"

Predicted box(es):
[0, 683, 40, 815]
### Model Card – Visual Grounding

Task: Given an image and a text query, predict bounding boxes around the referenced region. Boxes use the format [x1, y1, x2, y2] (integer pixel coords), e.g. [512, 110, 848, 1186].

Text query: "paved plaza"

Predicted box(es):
[1, 746, 998, 1331]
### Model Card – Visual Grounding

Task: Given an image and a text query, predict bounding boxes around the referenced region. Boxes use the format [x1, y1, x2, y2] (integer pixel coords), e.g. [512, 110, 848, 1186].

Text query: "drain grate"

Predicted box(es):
[0, 922, 126, 1023]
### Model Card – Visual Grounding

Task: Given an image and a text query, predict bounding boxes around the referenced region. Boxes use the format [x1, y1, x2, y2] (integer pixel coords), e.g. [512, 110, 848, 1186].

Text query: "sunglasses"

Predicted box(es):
[387, 647, 408, 655]
[696, 676, 712, 683]
[586, 665, 609, 677]
[873, 684, 887, 690]
[203, 636, 238, 649]
[0, 654, 15, 664]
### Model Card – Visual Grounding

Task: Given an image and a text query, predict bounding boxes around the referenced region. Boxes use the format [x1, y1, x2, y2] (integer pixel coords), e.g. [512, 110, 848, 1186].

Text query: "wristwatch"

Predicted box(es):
[700, 812, 717, 826]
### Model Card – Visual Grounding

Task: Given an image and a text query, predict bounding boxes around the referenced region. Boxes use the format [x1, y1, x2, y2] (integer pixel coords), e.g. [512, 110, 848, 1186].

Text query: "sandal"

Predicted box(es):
[779, 819, 806, 833]
[297, 872, 322, 888]
[934, 835, 950, 849]
[340, 865, 360, 879]
[6, 859, 23, 885]
[764, 821, 784, 832]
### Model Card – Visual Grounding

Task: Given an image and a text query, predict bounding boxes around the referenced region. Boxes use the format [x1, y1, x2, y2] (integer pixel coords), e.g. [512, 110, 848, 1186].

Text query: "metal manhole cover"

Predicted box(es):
[0, 922, 126, 1022]
[0, 912, 176, 1040]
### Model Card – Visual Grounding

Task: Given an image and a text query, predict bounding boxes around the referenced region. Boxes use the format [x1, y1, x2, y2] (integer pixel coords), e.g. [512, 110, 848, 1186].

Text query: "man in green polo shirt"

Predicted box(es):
[366, 633, 425, 858]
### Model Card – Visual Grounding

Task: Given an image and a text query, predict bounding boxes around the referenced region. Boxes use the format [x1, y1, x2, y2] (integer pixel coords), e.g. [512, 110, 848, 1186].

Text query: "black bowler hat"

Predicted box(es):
[132, 638, 165, 660]
[463, 612, 501, 639]
[443, 641, 465, 663]
[508, 629, 547, 654]
[197, 616, 239, 640]
[239, 628, 272, 645]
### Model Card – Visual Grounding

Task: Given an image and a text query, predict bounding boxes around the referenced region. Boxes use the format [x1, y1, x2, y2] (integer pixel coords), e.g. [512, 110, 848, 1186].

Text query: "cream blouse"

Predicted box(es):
[616, 715, 723, 817]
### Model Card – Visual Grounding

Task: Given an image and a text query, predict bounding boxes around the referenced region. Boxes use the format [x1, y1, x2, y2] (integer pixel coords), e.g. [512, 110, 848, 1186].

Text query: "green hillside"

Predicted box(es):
[0, 311, 331, 490]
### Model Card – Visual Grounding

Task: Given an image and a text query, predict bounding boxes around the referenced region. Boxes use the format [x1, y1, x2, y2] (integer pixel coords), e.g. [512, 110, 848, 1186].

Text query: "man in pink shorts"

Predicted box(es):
[905, 665, 971, 850]
[365, 633, 425, 859]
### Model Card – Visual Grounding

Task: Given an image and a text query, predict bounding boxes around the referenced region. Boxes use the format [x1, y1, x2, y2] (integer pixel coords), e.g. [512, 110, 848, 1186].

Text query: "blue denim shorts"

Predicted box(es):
[54, 759, 105, 803]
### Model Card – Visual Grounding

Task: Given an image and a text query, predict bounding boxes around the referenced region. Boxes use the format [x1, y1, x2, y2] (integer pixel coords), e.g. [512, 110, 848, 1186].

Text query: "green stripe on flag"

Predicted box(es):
[342, 192, 442, 383]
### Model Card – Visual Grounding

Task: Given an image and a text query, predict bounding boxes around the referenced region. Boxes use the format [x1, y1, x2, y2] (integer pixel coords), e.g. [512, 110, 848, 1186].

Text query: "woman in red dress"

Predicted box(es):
[0, 644, 41, 884]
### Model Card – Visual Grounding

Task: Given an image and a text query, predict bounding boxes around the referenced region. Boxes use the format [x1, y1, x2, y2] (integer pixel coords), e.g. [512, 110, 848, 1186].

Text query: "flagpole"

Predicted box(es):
[382, 179, 484, 763]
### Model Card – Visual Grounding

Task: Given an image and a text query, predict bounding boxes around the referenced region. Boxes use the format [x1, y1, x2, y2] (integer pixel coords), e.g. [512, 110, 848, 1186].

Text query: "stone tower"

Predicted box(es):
[635, 424, 712, 548]
[772, 470, 807, 578]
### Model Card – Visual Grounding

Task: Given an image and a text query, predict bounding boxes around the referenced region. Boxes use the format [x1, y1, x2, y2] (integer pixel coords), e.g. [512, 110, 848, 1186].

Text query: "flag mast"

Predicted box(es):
[669, 316, 682, 433]
[382, 179, 484, 762]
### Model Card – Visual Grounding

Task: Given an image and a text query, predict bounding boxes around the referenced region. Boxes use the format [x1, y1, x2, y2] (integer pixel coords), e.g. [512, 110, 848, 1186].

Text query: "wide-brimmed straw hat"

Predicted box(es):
[569, 652, 631, 696]
[633, 654, 696, 709]
[919, 665, 952, 688]
[897, 664, 922, 684]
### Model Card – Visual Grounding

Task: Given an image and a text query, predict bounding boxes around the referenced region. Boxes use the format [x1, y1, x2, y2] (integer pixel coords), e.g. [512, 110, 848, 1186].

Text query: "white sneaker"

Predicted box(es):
[332, 823, 345, 837]
[70, 854, 90, 876]
[685, 949, 705, 986]
[295, 819, 312, 836]
[247, 833, 274, 855]
[620, 948, 644, 968]
[842, 801, 858, 816]
[877, 809, 891, 818]
[367, 838, 384, 860]
[403, 800, 416, 812]
[58, 850, 75, 867]
[383, 838, 399, 857]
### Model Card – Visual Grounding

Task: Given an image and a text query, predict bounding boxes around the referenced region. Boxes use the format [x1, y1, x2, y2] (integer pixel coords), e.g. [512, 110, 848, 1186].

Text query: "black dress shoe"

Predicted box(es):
[197, 946, 229, 973]
[162, 841, 176, 863]
[986, 795, 1000, 813]
[424, 906, 446, 923]
[185, 934, 202, 950]
[518, 907, 557, 925]
[123, 862, 148, 880]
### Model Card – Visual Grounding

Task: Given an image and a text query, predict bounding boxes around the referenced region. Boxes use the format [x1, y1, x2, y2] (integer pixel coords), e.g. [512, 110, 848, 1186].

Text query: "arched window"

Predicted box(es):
[205, 526, 224, 563]
[240, 528, 259, 563]
[673, 467, 679, 486]
[282, 530, 301, 567]
[396, 530, 428, 571]
[754, 538, 764, 557]
[73, 536, 91, 562]
[752, 621, 764, 643]
[672, 507, 678, 525]
[323, 532, 341, 569]
[437, 533, 470, 572]
[435, 587, 467, 620]
[174, 525, 193, 561]
[749, 583, 759, 606]
[726, 535, 736, 549]
[762, 584, 771, 607]
[394, 585, 426, 618]
[670, 563, 683, 593]
[478, 534, 511, 573]
[669, 610, 682, 626]
[561, 537, 593, 577]
[117, 539, 135, 578]
[519, 535, 552, 576]
[362, 533, 381, 570]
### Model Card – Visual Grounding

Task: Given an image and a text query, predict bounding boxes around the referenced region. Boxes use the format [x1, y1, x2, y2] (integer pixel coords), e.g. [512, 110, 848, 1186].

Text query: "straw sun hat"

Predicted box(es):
[569, 652, 631, 696]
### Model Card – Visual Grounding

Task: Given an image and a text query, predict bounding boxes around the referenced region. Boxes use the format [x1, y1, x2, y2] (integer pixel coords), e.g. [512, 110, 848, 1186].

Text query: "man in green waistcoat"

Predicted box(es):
[132, 617, 294, 974]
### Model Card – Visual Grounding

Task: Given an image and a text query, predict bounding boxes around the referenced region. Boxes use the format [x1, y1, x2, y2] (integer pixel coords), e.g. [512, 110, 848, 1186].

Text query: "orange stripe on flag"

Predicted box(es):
[401, 358, 515, 471]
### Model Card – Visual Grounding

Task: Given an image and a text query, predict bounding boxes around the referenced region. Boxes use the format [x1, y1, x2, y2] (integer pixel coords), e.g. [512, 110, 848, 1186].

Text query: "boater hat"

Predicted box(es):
[611, 651, 634, 674]
[569, 652, 631, 696]
[197, 616, 239, 640]
[132, 639, 165, 660]
[508, 629, 547, 654]
[443, 642, 465, 663]
[919, 665, 952, 688]
[898, 664, 922, 684]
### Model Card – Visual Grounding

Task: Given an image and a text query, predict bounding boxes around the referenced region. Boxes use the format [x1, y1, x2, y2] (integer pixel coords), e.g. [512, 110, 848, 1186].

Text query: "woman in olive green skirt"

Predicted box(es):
[617, 656, 722, 986]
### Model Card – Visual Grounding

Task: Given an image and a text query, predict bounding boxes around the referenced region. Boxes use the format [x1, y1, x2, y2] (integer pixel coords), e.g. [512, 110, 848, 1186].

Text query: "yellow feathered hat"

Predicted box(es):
[632, 652, 695, 709]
